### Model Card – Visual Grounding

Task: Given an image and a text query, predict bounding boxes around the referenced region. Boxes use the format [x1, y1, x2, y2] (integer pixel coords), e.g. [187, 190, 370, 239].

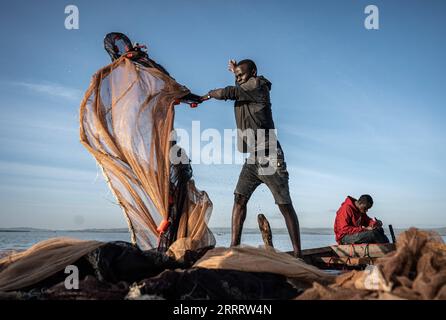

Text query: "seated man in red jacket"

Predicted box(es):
[334, 195, 389, 244]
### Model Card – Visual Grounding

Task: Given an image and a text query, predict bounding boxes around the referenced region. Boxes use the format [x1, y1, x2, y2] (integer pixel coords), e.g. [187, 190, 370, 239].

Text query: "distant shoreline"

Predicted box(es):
[1, 227, 445, 236]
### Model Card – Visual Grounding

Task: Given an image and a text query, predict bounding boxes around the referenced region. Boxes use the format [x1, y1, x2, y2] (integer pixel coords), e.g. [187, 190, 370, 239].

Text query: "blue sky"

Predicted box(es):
[0, 0, 445, 231]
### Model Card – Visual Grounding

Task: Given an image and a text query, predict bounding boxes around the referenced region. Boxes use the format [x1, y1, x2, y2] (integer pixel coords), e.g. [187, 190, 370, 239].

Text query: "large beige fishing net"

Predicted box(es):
[0, 238, 103, 292]
[193, 246, 335, 286]
[0, 56, 216, 293]
[79, 56, 215, 254]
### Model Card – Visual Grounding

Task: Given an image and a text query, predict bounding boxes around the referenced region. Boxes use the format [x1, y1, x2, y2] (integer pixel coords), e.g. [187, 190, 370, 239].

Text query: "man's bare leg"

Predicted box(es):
[231, 194, 248, 246]
[278, 203, 302, 258]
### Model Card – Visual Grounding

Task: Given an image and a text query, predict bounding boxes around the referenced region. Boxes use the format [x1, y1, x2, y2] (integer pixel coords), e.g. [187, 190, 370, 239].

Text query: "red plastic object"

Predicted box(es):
[157, 219, 170, 233]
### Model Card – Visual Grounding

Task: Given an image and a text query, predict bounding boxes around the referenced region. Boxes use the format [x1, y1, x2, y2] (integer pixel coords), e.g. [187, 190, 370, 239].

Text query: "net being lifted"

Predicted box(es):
[79, 56, 215, 258]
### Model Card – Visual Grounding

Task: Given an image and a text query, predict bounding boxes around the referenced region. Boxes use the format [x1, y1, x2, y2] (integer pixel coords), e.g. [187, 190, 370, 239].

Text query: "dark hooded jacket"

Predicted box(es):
[211, 76, 281, 155]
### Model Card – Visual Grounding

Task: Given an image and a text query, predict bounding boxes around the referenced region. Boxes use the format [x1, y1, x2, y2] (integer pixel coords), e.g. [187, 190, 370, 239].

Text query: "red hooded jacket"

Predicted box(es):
[334, 196, 377, 243]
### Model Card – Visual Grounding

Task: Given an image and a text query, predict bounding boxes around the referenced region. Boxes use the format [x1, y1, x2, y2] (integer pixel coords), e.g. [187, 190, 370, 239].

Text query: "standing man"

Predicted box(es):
[203, 59, 302, 257]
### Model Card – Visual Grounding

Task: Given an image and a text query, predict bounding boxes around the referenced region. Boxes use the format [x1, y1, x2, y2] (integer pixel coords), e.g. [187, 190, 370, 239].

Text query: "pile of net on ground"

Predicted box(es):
[2, 228, 444, 300]
[298, 228, 446, 300]
[0, 240, 334, 300]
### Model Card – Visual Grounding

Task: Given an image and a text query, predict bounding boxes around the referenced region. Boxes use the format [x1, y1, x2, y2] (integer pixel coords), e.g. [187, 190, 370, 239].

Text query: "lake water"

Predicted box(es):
[0, 230, 335, 253]
[1, 230, 445, 255]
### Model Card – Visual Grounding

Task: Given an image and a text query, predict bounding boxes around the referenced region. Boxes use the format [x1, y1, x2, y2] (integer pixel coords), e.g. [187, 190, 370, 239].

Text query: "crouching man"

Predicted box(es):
[334, 194, 389, 244]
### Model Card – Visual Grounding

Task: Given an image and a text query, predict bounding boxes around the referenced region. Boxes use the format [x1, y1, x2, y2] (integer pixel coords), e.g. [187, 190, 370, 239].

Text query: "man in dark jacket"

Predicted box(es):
[334, 194, 389, 244]
[204, 59, 302, 257]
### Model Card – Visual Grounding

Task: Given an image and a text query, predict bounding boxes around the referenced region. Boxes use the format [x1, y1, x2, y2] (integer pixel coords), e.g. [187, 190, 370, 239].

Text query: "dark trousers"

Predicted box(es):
[340, 227, 390, 245]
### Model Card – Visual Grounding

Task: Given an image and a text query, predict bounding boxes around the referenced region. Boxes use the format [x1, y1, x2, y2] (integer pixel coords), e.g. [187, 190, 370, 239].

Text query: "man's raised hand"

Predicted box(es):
[228, 59, 237, 73]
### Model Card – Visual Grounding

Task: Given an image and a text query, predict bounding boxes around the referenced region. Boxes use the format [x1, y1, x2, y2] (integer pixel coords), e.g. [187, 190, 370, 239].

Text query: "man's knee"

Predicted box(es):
[372, 227, 385, 237]
[234, 193, 249, 207]
[372, 227, 390, 243]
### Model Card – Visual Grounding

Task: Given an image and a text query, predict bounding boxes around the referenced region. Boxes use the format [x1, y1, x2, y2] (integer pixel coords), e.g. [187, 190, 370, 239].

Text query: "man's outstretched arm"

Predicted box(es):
[181, 92, 203, 104]
[206, 81, 258, 102]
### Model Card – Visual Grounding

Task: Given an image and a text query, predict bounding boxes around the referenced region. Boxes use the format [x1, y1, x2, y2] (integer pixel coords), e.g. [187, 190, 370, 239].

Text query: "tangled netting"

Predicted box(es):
[79, 56, 215, 257]
[0, 238, 103, 292]
[298, 228, 446, 300]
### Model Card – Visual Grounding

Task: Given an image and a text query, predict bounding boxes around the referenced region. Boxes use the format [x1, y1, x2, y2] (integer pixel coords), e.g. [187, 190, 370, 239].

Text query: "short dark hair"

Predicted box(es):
[237, 59, 257, 75]
[358, 194, 374, 207]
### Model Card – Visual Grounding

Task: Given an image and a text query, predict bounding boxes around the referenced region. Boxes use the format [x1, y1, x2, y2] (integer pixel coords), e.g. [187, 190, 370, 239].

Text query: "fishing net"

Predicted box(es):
[79, 56, 215, 255]
[0, 238, 103, 292]
[297, 228, 446, 300]
[193, 246, 335, 286]
[0, 54, 215, 293]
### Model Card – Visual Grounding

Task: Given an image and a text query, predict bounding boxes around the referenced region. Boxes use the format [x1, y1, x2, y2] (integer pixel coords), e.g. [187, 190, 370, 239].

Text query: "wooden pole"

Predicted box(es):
[257, 213, 274, 248]
[389, 224, 397, 244]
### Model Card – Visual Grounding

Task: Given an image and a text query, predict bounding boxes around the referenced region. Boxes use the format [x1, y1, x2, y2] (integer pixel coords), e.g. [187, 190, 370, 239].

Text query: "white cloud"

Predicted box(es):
[0, 161, 98, 184]
[11, 81, 83, 101]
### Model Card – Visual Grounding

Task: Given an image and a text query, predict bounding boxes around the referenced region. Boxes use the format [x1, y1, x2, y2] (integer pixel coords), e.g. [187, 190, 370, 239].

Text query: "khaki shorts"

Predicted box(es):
[234, 158, 292, 205]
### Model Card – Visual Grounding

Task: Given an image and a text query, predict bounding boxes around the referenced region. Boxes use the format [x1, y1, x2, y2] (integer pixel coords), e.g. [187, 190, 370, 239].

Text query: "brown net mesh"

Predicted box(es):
[79, 56, 215, 255]
[193, 246, 335, 286]
[0, 56, 215, 293]
[297, 228, 446, 300]
[0, 238, 103, 292]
